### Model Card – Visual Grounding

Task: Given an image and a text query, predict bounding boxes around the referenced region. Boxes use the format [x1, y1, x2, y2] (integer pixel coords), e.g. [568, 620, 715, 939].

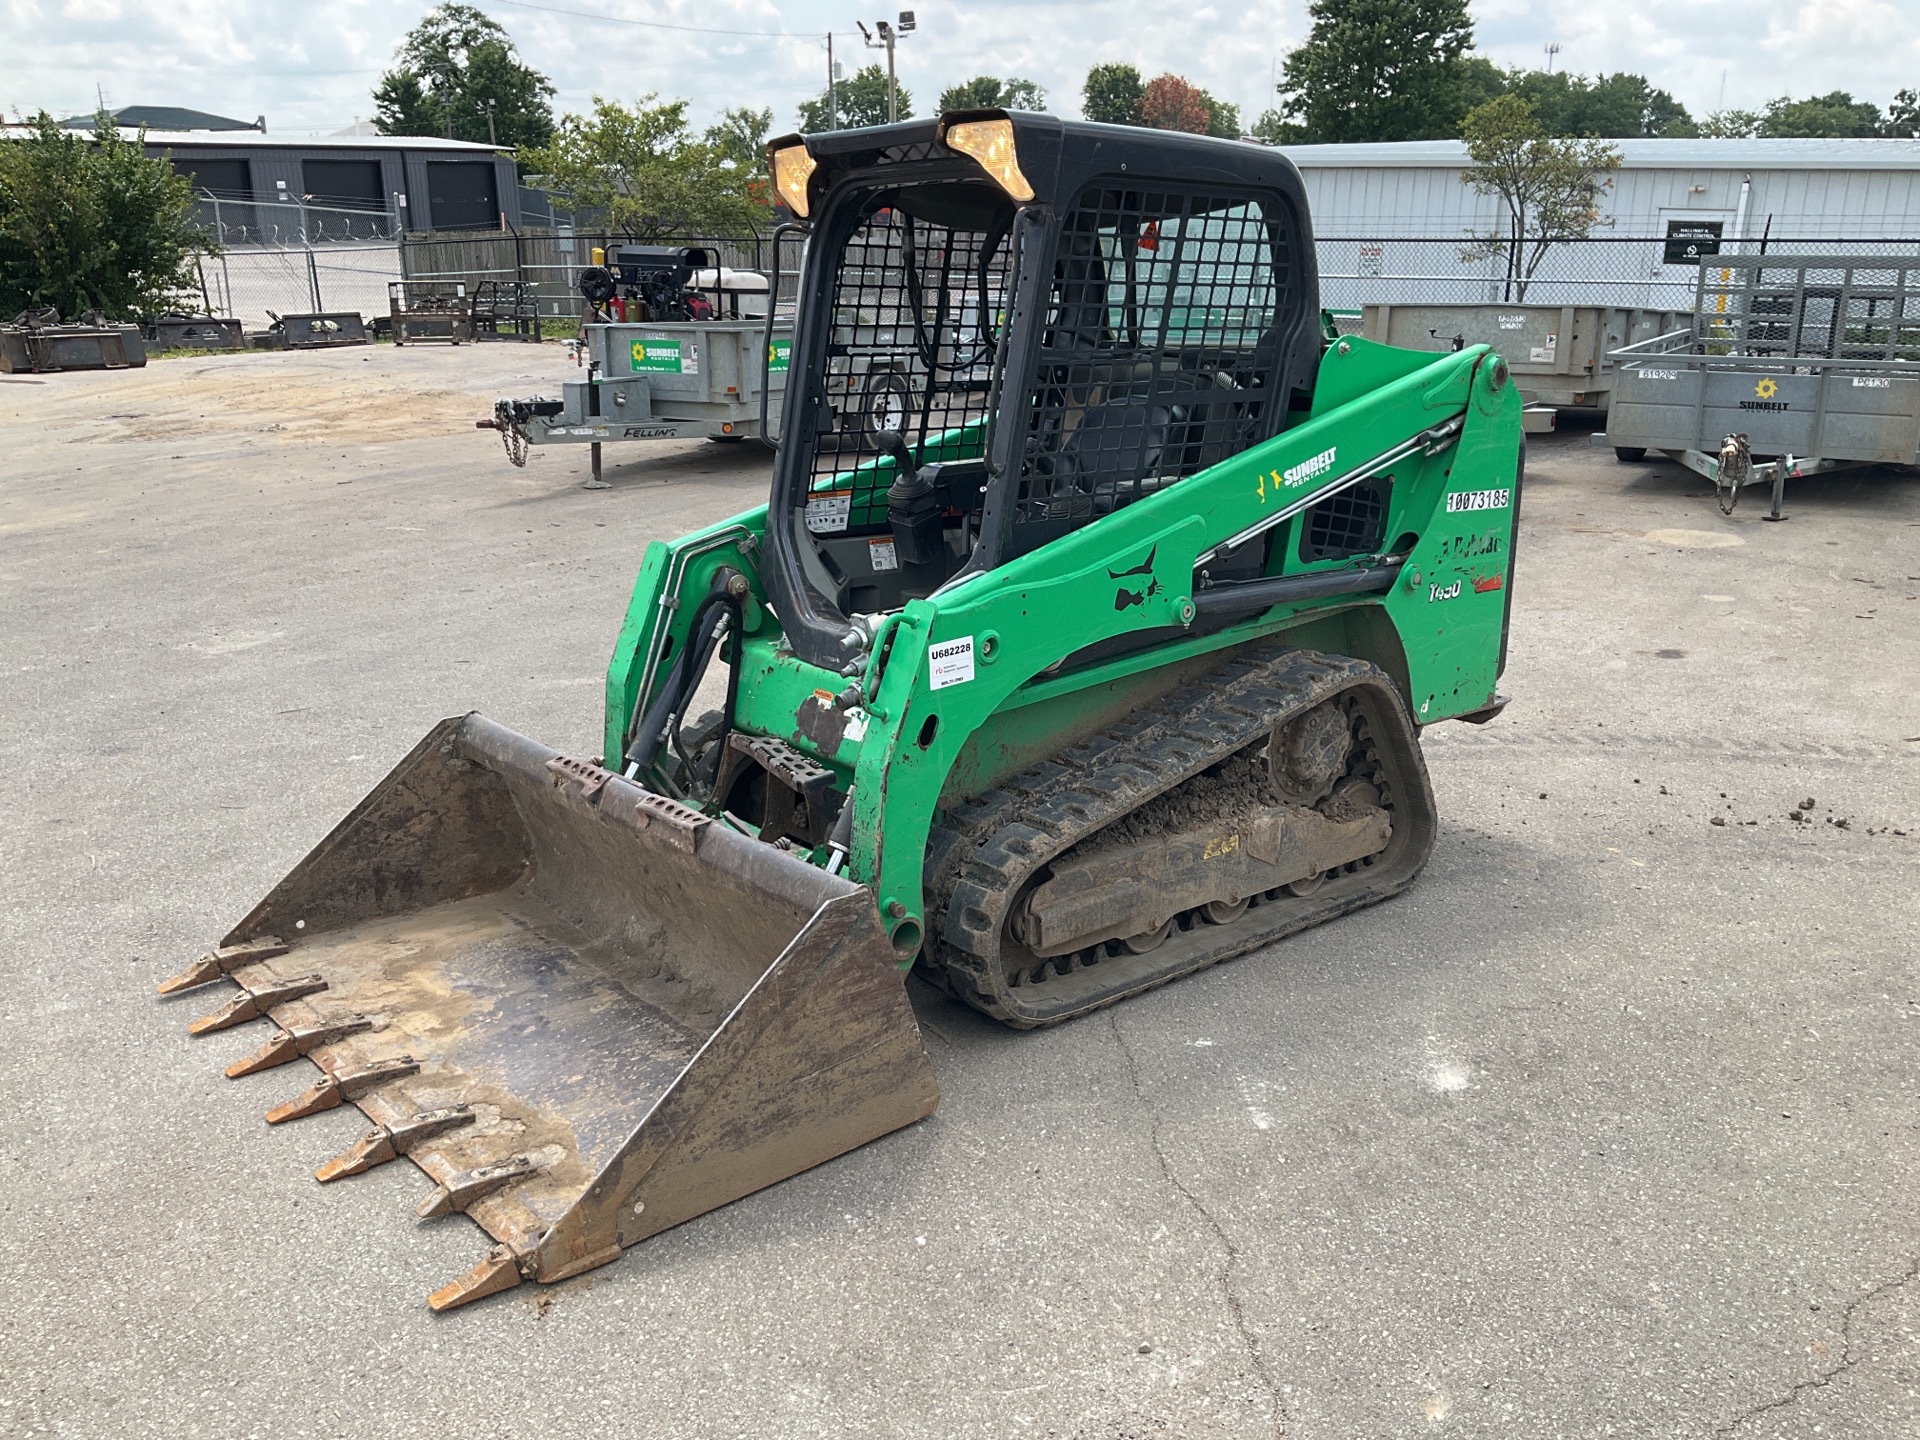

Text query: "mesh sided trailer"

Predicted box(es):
[1602, 256, 1920, 516]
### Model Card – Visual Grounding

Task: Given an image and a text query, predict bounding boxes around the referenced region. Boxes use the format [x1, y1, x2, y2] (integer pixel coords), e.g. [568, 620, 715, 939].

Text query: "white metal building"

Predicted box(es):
[1279, 138, 1920, 309]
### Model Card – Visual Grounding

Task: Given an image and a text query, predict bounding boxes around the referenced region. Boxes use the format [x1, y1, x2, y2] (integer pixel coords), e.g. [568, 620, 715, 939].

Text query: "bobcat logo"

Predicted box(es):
[1109, 544, 1163, 611]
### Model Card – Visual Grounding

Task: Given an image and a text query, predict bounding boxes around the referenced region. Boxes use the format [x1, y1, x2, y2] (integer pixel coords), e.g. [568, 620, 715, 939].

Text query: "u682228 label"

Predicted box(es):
[928, 636, 975, 689]
[1446, 488, 1512, 513]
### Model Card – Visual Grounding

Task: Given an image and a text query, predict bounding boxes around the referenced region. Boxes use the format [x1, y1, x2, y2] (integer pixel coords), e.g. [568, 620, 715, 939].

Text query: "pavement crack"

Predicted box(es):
[1110, 1009, 1288, 1438]
[1710, 1255, 1918, 1435]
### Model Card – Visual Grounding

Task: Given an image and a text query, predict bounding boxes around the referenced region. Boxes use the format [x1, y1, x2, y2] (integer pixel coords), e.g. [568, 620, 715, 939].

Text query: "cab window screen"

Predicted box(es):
[803, 192, 1015, 535]
[1013, 189, 1289, 552]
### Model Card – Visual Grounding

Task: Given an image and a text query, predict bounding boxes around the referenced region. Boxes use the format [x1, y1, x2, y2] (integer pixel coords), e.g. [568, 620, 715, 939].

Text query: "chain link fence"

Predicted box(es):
[185, 192, 404, 331]
[397, 231, 784, 326]
[188, 200, 1920, 340]
[1316, 234, 1920, 312]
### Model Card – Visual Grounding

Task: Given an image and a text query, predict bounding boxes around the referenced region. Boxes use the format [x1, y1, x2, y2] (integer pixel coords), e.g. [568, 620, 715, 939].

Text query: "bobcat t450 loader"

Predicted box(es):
[161, 113, 1523, 1310]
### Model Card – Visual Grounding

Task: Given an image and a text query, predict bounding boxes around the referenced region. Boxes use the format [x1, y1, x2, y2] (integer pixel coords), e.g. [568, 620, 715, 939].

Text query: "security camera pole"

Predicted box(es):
[857, 11, 916, 124]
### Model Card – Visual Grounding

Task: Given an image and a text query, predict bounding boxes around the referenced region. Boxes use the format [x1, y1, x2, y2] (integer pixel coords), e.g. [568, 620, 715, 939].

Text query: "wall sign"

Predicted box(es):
[1663, 219, 1724, 265]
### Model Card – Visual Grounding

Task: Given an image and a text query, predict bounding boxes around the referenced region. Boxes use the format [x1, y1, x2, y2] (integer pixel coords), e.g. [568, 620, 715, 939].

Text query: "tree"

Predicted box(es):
[1277, 0, 1480, 143]
[519, 96, 769, 239]
[1139, 74, 1212, 134]
[1890, 89, 1920, 138]
[1197, 91, 1242, 139]
[704, 107, 772, 171]
[1506, 70, 1693, 138]
[1250, 108, 1297, 144]
[1699, 109, 1761, 138]
[1082, 63, 1145, 125]
[938, 75, 1047, 113]
[1757, 91, 1885, 138]
[1458, 94, 1620, 302]
[798, 64, 910, 131]
[374, 2, 555, 149]
[0, 113, 210, 319]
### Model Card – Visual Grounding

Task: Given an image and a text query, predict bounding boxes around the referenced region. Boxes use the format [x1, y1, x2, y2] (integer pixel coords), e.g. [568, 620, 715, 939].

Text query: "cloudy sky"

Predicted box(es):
[2, 0, 1914, 137]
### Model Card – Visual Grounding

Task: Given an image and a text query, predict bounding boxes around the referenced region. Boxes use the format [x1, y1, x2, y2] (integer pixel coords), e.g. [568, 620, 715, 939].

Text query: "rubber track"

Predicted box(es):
[922, 641, 1433, 1027]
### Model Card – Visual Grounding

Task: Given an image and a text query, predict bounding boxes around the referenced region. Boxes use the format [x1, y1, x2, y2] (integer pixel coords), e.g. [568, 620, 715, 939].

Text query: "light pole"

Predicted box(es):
[856, 11, 915, 124]
[826, 34, 840, 129]
[484, 100, 498, 146]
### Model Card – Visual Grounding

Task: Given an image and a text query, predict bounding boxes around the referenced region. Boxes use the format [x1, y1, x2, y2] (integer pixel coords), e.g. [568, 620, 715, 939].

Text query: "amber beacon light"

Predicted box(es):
[771, 144, 818, 217]
[943, 118, 1034, 202]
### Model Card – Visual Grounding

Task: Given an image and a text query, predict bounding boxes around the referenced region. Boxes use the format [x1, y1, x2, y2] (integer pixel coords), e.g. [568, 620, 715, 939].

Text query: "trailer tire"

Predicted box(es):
[1613, 446, 1647, 462]
[862, 368, 913, 435]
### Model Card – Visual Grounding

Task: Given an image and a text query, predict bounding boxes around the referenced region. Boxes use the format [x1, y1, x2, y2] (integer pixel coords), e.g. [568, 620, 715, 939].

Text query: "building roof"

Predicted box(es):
[125, 129, 507, 154]
[1279, 137, 1920, 171]
[60, 105, 262, 132]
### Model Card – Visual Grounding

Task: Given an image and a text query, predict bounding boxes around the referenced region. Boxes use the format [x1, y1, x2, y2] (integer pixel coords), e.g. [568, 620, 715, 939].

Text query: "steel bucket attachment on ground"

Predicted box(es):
[158, 714, 939, 1309]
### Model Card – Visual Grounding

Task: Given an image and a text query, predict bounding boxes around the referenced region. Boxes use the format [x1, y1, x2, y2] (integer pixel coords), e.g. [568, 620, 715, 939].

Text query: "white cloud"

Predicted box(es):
[1, 0, 1914, 137]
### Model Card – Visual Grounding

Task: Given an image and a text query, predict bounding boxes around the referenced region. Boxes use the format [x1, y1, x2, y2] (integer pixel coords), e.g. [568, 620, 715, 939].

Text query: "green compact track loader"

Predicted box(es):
[160, 112, 1524, 1309]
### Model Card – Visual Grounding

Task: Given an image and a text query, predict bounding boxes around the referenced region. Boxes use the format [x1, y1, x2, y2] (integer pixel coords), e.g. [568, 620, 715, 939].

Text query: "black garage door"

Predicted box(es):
[302, 159, 383, 207]
[171, 157, 257, 241]
[426, 161, 499, 231]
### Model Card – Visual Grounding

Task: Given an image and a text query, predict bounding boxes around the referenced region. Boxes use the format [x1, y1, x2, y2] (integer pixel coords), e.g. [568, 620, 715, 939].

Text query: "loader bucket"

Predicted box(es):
[159, 714, 939, 1309]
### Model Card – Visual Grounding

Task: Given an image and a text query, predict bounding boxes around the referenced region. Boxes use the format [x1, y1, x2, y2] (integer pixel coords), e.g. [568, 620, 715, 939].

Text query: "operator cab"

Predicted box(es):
[763, 111, 1323, 671]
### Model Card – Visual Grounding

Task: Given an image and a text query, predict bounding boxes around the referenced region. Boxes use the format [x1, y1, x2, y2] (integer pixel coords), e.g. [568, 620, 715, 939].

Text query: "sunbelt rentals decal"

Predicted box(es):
[630, 336, 698, 375]
[1257, 446, 1338, 501]
[1282, 447, 1338, 486]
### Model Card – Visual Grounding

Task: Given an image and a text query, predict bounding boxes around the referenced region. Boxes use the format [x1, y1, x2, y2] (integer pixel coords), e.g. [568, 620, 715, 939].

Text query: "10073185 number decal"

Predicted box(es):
[1445, 488, 1511, 513]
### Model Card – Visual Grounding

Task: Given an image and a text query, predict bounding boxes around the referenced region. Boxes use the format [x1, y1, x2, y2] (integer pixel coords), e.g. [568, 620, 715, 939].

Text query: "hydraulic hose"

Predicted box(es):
[623, 592, 740, 781]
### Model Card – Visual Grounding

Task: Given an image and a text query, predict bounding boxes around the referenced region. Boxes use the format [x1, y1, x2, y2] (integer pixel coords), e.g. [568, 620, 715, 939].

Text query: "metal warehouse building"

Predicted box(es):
[1281, 138, 1920, 309]
[127, 128, 525, 237]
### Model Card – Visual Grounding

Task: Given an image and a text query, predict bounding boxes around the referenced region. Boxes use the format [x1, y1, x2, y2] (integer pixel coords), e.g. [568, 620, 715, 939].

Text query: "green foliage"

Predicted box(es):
[798, 64, 910, 131]
[1698, 109, 1760, 139]
[1757, 91, 1885, 138]
[1082, 63, 1145, 125]
[1277, 0, 1479, 142]
[1197, 91, 1242, 139]
[938, 75, 1047, 113]
[1458, 94, 1621, 302]
[1503, 70, 1693, 137]
[1250, 108, 1298, 144]
[1890, 89, 1920, 139]
[704, 107, 773, 171]
[0, 113, 210, 320]
[374, 2, 555, 148]
[519, 96, 770, 240]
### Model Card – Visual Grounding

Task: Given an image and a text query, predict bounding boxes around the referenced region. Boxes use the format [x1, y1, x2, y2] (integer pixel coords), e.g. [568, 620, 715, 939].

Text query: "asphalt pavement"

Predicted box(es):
[1, 344, 1914, 1438]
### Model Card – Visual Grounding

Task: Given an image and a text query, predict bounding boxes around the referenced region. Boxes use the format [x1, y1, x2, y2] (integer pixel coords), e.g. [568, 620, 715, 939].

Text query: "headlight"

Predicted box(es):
[942, 118, 1034, 203]
[770, 143, 818, 218]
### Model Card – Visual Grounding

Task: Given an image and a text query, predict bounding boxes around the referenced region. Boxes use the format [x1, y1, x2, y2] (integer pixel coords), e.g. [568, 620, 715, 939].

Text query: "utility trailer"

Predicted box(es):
[484, 259, 792, 485]
[1599, 255, 1920, 517]
[1362, 302, 1682, 422]
[484, 316, 791, 485]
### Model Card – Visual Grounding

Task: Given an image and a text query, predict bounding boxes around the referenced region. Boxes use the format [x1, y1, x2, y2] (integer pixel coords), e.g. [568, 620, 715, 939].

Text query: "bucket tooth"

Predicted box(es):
[156, 937, 290, 995]
[265, 1055, 420, 1124]
[223, 1014, 375, 1078]
[314, 1104, 474, 1182]
[187, 973, 329, 1035]
[427, 1245, 524, 1313]
[417, 1154, 539, 1220]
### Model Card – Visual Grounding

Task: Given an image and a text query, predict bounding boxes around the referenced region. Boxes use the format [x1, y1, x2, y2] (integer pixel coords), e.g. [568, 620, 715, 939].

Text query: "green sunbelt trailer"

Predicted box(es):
[163, 110, 1525, 1309]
